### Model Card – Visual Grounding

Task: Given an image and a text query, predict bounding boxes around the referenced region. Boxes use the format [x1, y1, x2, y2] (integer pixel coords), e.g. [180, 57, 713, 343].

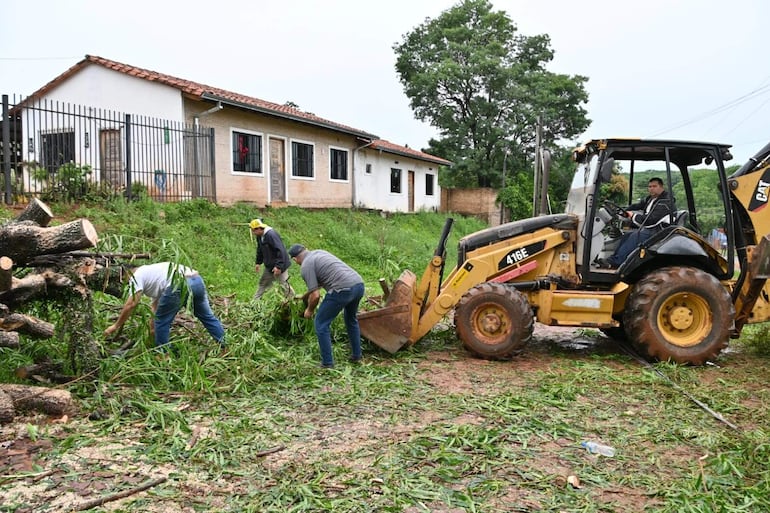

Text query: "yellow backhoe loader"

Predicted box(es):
[358, 138, 770, 365]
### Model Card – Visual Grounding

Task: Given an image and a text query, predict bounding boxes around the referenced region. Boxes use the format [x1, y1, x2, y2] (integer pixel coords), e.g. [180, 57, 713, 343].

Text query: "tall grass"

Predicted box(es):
[3, 198, 770, 512]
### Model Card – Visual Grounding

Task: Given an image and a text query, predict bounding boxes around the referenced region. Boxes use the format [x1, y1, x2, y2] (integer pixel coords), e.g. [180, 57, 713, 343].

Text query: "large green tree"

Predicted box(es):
[394, 0, 591, 191]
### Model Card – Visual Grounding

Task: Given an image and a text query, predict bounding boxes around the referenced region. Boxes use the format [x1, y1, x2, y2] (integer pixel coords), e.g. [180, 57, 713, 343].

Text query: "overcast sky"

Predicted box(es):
[2, 0, 769, 166]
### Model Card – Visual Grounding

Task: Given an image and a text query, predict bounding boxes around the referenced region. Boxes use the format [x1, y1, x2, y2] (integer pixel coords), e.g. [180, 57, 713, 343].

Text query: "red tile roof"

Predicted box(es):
[22, 54, 452, 166]
[368, 139, 452, 166]
[25, 54, 377, 139]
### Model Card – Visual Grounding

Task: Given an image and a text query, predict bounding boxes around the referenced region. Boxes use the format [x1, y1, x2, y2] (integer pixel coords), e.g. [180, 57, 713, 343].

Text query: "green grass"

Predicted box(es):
[2, 198, 770, 512]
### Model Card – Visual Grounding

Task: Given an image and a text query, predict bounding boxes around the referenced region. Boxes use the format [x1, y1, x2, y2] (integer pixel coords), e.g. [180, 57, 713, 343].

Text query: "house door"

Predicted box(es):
[408, 170, 415, 212]
[269, 138, 286, 202]
[100, 129, 123, 187]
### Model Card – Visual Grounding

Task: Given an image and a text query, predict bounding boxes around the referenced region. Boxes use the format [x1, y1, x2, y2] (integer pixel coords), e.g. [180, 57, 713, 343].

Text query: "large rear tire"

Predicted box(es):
[623, 267, 733, 365]
[455, 283, 533, 360]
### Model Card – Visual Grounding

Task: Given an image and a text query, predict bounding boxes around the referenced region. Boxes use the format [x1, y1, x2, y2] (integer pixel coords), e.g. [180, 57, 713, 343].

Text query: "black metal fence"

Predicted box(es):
[0, 94, 216, 204]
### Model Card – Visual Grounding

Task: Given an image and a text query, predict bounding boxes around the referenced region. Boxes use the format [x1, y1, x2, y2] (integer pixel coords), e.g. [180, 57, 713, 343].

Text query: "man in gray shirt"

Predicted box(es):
[289, 244, 365, 368]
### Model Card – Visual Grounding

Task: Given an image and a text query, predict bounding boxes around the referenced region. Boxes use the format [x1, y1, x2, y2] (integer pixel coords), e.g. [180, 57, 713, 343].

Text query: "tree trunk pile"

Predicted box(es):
[0, 199, 137, 423]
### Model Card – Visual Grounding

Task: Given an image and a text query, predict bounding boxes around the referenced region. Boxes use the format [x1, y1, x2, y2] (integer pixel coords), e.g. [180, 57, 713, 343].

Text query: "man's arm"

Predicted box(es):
[303, 289, 321, 318]
[104, 291, 143, 337]
[637, 199, 673, 228]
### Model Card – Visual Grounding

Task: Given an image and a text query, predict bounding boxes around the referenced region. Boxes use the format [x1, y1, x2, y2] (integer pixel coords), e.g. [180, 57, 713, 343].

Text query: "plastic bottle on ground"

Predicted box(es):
[581, 441, 615, 457]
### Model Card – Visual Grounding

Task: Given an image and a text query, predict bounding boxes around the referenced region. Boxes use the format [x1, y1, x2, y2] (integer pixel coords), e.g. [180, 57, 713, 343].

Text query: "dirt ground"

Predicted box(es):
[0, 325, 670, 512]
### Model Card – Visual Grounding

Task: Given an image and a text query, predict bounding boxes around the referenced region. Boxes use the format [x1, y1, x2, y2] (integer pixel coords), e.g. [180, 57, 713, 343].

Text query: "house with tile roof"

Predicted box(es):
[12, 55, 450, 212]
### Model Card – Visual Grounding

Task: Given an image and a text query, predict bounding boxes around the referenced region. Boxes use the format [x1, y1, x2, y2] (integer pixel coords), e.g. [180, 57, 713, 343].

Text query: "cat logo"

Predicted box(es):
[748, 168, 770, 212]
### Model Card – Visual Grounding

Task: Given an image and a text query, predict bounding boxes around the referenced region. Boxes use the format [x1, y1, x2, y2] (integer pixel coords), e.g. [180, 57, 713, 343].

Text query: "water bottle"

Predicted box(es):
[581, 441, 615, 457]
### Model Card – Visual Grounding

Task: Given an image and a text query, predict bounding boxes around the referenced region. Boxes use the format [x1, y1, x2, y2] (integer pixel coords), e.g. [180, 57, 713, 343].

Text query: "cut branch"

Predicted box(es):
[0, 313, 55, 338]
[74, 476, 168, 511]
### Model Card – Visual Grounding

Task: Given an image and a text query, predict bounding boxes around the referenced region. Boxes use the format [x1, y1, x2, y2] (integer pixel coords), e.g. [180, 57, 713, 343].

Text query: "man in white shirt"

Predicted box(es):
[104, 262, 225, 351]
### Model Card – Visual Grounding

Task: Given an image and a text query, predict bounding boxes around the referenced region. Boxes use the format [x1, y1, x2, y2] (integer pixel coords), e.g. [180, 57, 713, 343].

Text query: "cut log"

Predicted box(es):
[0, 384, 75, 417]
[0, 390, 13, 424]
[0, 218, 98, 266]
[13, 198, 54, 226]
[0, 270, 74, 308]
[0, 331, 20, 348]
[0, 255, 12, 291]
[0, 313, 55, 338]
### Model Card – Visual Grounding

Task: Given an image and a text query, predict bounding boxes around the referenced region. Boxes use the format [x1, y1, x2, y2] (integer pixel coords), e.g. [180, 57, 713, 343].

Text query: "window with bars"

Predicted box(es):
[40, 130, 75, 174]
[391, 168, 402, 193]
[232, 131, 262, 173]
[292, 141, 314, 177]
[330, 148, 348, 181]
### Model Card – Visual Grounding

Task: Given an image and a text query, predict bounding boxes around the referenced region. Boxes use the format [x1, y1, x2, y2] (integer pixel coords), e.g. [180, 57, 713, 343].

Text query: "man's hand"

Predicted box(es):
[272, 266, 281, 276]
[255, 264, 261, 273]
[303, 307, 315, 319]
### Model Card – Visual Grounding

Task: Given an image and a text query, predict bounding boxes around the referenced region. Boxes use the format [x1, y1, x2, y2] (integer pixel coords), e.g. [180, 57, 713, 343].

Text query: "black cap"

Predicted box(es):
[288, 244, 305, 258]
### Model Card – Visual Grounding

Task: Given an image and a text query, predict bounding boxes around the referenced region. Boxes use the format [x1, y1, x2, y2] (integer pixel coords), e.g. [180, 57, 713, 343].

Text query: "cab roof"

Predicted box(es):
[576, 138, 733, 166]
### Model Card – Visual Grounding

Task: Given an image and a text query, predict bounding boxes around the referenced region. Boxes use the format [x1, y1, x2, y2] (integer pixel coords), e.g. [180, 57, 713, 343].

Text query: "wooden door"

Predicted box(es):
[269, 138, 286, 202]
[100, 129, 123, 186]
[408, 170, 415, 212]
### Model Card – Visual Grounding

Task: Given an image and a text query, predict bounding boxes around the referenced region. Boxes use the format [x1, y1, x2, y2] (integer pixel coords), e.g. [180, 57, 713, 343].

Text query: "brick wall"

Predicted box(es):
[441, 187, 504, 226]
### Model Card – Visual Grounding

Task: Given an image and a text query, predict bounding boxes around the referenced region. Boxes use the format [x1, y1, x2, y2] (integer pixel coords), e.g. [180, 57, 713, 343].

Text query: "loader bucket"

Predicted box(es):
[358, 270, 417, 353]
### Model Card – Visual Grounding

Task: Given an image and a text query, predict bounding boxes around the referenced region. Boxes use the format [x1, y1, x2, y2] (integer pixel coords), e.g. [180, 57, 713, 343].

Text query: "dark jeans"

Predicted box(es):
[154, 274, 225, 349]
[314, 282, 365, 366]
[607, 228, 655, 266]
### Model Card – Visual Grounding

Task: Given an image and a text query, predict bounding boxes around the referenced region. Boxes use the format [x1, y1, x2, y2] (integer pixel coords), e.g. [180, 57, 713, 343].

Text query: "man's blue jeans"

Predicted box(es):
[314, 282, 365, 366]
[154, 274, 225, 349]
[607, 228, 655, 267]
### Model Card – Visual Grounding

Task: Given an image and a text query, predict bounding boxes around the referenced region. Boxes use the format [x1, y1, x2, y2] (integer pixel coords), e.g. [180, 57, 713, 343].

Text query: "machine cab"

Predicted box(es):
[566, 139, 735, 281]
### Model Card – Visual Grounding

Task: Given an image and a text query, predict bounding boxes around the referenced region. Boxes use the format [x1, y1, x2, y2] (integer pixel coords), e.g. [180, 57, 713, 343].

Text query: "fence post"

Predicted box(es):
[209, 127, 216, 202]
[2, 95, 10, 205]
[124, 113, 132, 201]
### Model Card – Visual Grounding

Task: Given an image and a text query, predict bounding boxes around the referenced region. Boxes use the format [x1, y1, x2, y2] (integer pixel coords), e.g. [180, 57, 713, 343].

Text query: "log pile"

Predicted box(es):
[0, 199, 134, 423]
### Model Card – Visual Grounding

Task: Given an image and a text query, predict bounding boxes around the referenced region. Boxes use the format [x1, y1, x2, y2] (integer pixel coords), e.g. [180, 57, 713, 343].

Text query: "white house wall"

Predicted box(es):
[20, 67, 187, 193]
[355, 148, 441, 212]
[38, 65, 184, 119]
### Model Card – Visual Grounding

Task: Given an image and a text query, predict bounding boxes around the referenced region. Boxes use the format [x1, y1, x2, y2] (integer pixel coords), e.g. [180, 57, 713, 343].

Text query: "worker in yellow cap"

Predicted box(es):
[249, 218, 294, 300]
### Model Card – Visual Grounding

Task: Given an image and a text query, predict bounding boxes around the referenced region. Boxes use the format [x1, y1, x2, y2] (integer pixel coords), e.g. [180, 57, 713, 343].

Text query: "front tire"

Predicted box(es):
[455, 283, 533, 360]
[623, 267, 733, 365]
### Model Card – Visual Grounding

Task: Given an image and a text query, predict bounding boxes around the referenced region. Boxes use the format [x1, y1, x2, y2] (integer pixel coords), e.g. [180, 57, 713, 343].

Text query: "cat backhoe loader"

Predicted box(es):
[358, 138, 770, 365]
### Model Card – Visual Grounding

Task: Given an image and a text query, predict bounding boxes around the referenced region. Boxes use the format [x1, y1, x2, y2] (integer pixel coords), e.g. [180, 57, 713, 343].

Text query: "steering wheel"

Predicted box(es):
[603, 200, 628, 219]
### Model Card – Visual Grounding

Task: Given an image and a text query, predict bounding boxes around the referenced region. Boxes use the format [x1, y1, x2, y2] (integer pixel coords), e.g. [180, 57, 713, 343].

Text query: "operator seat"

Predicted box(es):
[673, 210, 689, 226]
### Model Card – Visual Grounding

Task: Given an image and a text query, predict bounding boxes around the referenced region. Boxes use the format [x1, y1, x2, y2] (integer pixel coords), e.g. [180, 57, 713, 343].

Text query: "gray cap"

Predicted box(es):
[288, 244, 305, 258]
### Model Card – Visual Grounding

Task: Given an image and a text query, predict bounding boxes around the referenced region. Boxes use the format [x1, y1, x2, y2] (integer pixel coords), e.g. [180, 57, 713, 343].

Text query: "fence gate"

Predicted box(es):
[1, 94, 216, 204]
